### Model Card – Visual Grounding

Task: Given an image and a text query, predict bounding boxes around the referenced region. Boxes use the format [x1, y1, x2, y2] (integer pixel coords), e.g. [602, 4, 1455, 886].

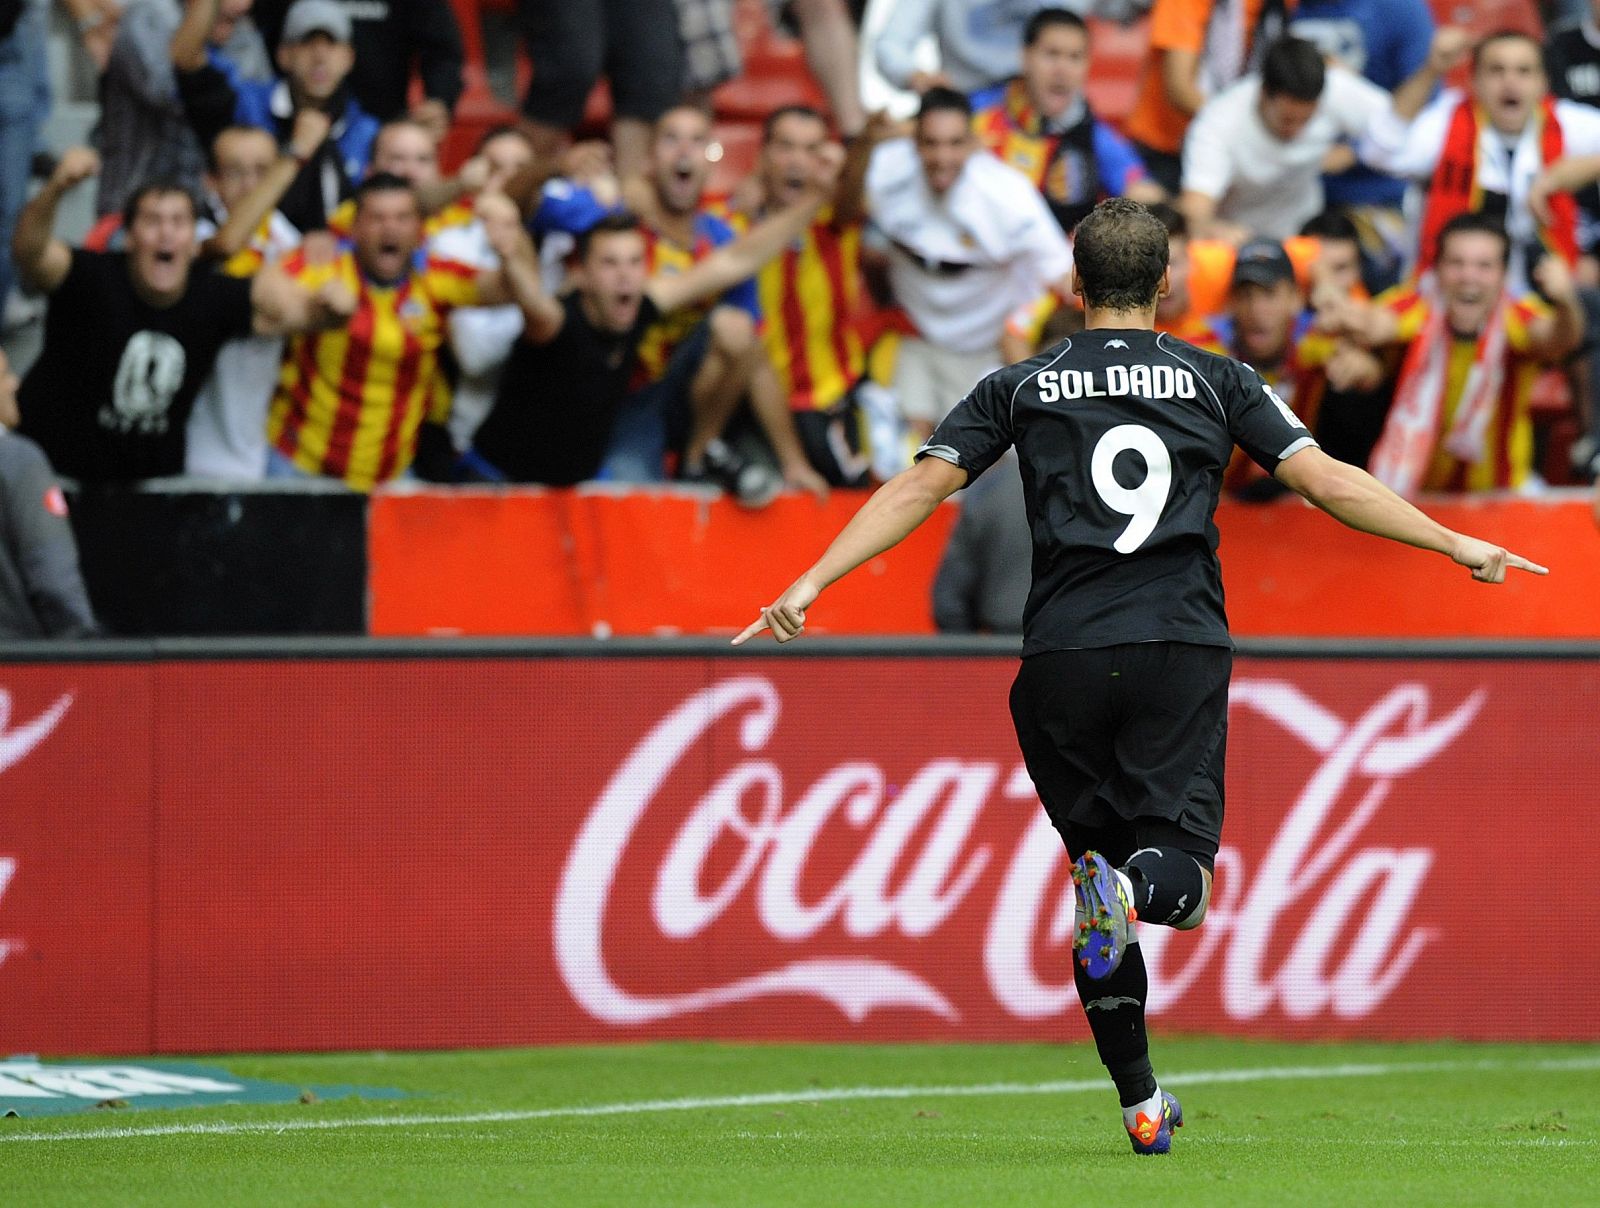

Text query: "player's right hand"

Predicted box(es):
[51, 147, 100, 192]
[732, 575, 821, 645]
[1449, 535, 1549, 583]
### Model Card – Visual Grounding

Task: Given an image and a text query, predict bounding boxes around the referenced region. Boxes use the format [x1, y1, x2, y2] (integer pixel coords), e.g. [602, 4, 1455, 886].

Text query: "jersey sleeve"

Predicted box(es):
[1505, 293, 1553, 355]
[278, 247, 336, 288]
[1, 437, 98, 637]
[1378, 285, 1430, 342]
[1225, 359, 1319, 473]
[915, 369, 1014, 483]
[423, 257, 484, 311]
[1148, 0, 1210, 52]
[532, 180, 619, 235]
[325, 199, 356, 239]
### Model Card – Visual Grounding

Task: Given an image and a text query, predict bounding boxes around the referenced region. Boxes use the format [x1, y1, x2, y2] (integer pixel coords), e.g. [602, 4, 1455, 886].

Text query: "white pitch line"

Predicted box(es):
[2, 1054, 1598, 1145]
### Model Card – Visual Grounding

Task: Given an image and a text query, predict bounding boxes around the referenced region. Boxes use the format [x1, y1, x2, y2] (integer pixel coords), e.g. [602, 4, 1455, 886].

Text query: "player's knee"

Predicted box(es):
[1168, 869, 1212, 931]
[708, 306, 758, 360]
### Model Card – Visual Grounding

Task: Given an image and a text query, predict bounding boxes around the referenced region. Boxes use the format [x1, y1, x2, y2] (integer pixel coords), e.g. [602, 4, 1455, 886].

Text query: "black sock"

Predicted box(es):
[1075, 941, 1156, 1107]
[1124, 847, 1206, 927]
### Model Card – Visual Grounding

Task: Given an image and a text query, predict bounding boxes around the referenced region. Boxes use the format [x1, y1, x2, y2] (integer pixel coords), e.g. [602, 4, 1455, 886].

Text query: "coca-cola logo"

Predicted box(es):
[555, 675, 1483, 1028]
[0, 688, 72, 972]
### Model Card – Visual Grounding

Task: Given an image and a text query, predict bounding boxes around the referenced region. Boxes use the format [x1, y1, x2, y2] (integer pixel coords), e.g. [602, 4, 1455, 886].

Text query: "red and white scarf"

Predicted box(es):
[1369, 292, 1510, 497]
[1418, 96, 1579, 275]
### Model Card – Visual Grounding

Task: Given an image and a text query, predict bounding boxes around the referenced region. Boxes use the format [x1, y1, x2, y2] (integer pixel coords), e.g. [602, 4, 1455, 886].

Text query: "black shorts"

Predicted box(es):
[1008, 642, 1231, 871]
[519, 0, 684, 127]
[793, 400, 871, 487]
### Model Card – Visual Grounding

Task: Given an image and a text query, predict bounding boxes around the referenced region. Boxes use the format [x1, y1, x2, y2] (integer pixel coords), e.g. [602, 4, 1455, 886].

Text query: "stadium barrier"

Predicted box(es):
[1, 638, 1596, 1054]
[68, 482, 367, 636]
[369, 490, 1600, 637]
[59, 485, 1600, 638]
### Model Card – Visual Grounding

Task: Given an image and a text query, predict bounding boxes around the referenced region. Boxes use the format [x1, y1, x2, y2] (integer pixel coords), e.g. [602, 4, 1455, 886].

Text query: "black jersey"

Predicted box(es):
[918, 328, 1317, 655]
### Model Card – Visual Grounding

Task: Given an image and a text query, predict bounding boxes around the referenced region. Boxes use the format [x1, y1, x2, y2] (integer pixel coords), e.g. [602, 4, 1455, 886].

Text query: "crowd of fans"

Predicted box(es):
[2, 0, 1599, 636]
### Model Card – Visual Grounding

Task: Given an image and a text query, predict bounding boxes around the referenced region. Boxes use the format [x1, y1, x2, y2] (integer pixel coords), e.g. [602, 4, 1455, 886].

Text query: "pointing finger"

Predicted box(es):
[1506, 553, 1550, 576]
[730, 614, 771, 646]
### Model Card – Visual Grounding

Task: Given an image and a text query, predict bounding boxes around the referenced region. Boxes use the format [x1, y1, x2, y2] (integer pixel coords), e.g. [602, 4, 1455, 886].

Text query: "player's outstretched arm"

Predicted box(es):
[1274, 446, 1549, 583]
[732, 455, 969, 644]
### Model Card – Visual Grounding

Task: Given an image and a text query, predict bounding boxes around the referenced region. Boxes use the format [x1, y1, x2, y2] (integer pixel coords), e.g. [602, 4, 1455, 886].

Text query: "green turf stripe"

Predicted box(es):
[5, 1054, 1598, 1145]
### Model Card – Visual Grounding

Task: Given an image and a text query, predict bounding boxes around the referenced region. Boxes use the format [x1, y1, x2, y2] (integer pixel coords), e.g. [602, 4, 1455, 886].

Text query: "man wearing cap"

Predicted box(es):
[1209, 237, 1328, 497]
[246, 0, 463, 137]
[172, 0, 379, 233]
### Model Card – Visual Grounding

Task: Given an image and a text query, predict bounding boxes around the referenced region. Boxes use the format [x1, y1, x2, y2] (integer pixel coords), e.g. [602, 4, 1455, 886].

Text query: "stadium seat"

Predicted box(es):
[441, 0, 524, 172]
[708, 121, 764, 196]
[1084, 17, 1148, 128]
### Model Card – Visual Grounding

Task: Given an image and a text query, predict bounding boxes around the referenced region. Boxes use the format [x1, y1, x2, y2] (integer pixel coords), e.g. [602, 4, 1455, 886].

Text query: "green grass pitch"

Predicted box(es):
[7, 1039, 1597, 1206]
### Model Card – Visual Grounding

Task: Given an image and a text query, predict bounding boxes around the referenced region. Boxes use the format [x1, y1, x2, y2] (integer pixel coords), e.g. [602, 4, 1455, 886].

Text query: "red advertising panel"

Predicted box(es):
[367, 491, 1600, 639]
[1, 653, 1596, 1053]
[0, 667, 156, 1052]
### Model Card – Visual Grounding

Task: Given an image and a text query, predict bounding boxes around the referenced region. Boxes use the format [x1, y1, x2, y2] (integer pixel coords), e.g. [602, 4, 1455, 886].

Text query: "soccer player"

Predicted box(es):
[733, 198, 1547, 1156]
[1001, 202, 1225, 363]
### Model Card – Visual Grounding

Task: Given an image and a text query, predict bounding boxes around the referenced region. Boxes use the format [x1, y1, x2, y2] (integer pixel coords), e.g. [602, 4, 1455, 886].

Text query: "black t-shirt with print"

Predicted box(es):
[918, 328, 1318, 655]
[18, 250, 255, 483]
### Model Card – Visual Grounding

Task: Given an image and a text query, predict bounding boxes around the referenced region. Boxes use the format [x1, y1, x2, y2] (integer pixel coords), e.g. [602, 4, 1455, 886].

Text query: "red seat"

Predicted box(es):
[708, 122, 764, 195]
[1085, 17, 1149, 129]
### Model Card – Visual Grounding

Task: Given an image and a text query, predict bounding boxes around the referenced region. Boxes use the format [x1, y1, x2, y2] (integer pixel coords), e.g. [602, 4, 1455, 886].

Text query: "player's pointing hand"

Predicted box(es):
[732, 575, 821, 645]
[1449, 535, 1549, 583]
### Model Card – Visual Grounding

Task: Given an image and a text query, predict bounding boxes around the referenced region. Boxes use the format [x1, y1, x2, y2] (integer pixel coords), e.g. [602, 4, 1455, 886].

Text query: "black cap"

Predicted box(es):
[1231, 239, 1296, 289]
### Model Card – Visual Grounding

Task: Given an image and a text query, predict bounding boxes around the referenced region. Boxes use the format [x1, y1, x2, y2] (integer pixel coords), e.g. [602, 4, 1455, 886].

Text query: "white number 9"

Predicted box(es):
[1091, 424, 1172, 554]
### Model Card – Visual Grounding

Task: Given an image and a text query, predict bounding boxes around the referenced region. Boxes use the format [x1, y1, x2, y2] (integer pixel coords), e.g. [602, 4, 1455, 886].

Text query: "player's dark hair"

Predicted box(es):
[1260, 36, 1326, 103]
[475, 123, 533, 155]
[1147, 201, 1187, 240]
[206, 124, 276, 173]
[1299, 208, 1360, 244]
[763, 104, 827, 143]
[576, 211, 644, 260]
[1435, 211, 1511, 266]
[917, 86, 973, 125]
[1472, 30, 1542, 72]
[1023, 7, 1088, 46]
[1072, 198, 1169, 312]
[122, 179, 199, 230]
[353, 171, 419, 213]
